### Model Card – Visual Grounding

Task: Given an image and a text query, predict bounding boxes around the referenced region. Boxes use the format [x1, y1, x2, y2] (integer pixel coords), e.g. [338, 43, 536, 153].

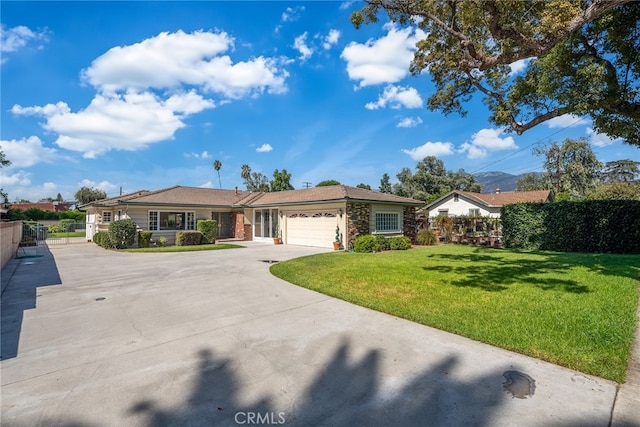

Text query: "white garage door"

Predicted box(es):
[286, 212, 337, 248]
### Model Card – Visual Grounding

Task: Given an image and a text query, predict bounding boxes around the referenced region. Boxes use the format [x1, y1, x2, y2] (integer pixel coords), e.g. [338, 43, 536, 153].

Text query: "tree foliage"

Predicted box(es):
[270, 169, 294, 192]
[316, 180, 341, 187]
[516, 173, 547, 191]
[240, 165, 269, 192]
[352, 0, 640, 146]
[587, 182, 640, 200]
[213, 160, 222, 189]
[379, 173, 392, 193]
[600, 159, 640, 183]
[0, 148, 11, 204]
[392, 156, 480, 202]
[534, 138, 601, 195]
[356, 183, 372, 190]
[75, 186, 107, 205]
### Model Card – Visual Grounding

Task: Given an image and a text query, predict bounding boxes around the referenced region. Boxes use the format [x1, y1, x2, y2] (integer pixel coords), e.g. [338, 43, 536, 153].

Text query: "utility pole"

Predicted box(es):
[302, 182, 311, 189]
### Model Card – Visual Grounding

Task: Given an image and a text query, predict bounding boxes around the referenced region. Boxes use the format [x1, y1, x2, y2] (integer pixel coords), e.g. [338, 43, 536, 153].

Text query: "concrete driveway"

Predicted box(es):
[0, 242, 636, 426]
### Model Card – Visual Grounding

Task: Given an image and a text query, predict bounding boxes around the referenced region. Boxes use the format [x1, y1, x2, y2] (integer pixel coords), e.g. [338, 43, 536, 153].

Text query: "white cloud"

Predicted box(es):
[546, 114, 589, 129]
[256, 143, 273, 153]
[184, 150, 212, 159]
[397, 117, 423, 128]
[81, 30, 289, 98]
[339, 1, 358, 11]
[0, 136, 57, 167]
[365, 85, 423, 110]
[586, 127, 620, 147]
[199, 181, 214, 188]
[281, 6, 305, 22]
[402, 141, 454, 160]
[11, 30, 292, 160]
[509, 58, 534, 75]
[293, 32, 313, 61]
[458, 128, 517, 159]
[0, 24, 49, 58]
[14, 91, 214, 158]
[323, 29, 341, 50]
[341, 23, 426, 88]
[0, 170, 31, 187]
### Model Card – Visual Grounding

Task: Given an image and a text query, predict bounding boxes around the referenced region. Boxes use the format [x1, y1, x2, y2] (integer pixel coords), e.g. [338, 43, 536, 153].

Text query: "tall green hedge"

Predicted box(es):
[108, 219, 137, 249]
[501, 200, 640, 253]
[197, 219, 217, 244]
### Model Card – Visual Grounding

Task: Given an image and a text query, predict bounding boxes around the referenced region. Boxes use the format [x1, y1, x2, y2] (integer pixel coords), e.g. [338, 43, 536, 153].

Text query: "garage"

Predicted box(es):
[285, 211, 338, 248]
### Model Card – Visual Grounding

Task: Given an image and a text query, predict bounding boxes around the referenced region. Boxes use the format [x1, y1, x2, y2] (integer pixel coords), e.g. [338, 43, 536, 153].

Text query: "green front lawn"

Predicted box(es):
[48, 231, 85, 238]
[270, 245, 639, 383]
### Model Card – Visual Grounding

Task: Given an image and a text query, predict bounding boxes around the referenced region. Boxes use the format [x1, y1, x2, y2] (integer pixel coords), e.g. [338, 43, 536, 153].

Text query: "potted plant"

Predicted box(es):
[333, 225, 342, 250]
[273, 222, 282, 245]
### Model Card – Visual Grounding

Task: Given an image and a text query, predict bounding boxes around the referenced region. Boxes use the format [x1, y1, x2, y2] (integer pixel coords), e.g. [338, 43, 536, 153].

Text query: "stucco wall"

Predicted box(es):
[428, 195, 500, 217]
[1, 222, 22, 270]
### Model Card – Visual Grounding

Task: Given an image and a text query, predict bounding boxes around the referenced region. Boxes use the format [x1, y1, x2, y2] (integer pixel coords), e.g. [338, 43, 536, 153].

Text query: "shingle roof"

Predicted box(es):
[460, 190, 552, 207]
[83, 186, 249, 208]
[82, 185, 423, 209]
[239, 185, 424, 207]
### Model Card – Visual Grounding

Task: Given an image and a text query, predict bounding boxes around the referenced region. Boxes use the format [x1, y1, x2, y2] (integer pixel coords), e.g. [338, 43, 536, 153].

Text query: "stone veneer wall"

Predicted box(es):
[403, 206, 418, 243]
[346, 203, 370, 250]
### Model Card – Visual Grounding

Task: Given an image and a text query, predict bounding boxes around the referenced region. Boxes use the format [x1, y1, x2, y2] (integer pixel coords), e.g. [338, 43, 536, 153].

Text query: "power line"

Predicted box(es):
[470, 117, 587, 174]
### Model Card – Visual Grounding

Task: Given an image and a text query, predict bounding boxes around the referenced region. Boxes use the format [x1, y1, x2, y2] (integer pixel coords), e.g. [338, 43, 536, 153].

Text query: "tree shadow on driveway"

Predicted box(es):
[127, 341, 513, 427]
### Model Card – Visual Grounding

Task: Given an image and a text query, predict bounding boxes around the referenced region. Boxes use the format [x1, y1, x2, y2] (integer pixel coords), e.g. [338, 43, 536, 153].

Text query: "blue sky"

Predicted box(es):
[1, 1, 638, 201]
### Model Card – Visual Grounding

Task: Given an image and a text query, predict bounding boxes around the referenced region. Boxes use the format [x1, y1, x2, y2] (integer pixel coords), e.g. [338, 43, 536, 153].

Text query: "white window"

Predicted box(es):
[469, 208, 480, 217]
[438, 209, 449, 216]
[102, 211, 112, 223]
[375, 212, 400, 232]
[148, 211, 196, 231]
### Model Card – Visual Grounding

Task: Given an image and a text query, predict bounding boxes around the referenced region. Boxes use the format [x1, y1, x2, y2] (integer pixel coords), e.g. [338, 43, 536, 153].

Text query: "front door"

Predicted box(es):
[211, 212, 232, 238]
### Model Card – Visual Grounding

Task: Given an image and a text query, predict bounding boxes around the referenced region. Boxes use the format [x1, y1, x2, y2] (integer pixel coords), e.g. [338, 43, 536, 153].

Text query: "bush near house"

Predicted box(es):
[197, 219, 217, 244]
[389, 236, 412, 250]
[354, 234, 412, 252]
[93, 231, 112, 249]
[354, 235, 379, 253]
[176, 231, 204, 246]
[416, 229, 437, 246]
[502, 200, 640, 253]
[108, 219, 137, 249]
[138, 231, 153, 248]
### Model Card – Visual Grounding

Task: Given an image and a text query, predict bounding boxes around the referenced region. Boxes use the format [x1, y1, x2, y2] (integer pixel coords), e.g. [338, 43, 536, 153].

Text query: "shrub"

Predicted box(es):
[59, 218, 77, 231]
[48, 224, 63, 233]
[138, 231, 153, 248]
[416, 229, 437, 246]
[158, 236, 168, 247]
[176, 231, 204, 246]
[502, 200, 640, 253]
[197, 219, 217, 244]
[93, 231, 112, 249]
[108, 219, 137, 249]
[354, 235, 378, 253]
[389, 236, 412, 250]
[374, 234, 390, 251]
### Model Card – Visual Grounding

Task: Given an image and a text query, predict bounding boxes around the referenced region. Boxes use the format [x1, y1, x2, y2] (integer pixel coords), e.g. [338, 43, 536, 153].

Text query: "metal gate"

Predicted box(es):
[20, 221, 87, 246]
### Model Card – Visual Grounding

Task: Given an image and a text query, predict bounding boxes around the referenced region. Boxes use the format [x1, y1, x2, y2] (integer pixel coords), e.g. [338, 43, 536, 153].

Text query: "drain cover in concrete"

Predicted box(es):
[503, 370, 536, 399]
[259, 260, 280, 264]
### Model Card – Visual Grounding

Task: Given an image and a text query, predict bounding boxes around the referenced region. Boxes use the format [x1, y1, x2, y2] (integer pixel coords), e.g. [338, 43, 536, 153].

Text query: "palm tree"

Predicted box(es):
[241, 164, 251, 180]
[213, 160, 222, 189]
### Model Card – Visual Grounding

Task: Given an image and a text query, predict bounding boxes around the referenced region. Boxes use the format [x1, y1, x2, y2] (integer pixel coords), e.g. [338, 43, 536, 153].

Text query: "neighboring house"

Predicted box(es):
[9, 201, 70, 213]
[425, 189, 553, 218]
[80, 185, 424, 249]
